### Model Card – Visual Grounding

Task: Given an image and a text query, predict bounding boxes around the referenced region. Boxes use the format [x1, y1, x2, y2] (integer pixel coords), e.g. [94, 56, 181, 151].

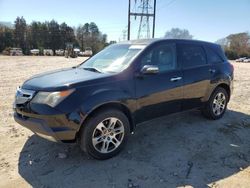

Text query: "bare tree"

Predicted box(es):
[164, 28, 193, 39]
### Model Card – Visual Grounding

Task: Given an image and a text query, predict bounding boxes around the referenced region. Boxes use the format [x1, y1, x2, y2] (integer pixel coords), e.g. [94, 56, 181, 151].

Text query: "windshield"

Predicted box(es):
[79, 44, 145, 73]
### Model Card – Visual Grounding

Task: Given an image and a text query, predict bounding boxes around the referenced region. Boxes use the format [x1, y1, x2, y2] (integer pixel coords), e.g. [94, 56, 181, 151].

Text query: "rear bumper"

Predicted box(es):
[14, 111, 78, 142]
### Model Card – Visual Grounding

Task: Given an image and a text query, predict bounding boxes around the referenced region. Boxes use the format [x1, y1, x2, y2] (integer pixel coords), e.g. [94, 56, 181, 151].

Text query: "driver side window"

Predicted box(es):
[141, 43, 176, 72]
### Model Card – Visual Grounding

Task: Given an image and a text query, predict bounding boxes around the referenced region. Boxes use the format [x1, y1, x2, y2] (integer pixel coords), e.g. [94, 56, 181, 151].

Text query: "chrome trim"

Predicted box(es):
[170, 77, 182, 82]
[15, 87, 36, 104]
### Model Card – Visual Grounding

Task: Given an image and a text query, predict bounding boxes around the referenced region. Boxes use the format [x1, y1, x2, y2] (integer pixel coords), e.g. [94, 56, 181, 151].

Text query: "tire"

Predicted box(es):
[202, 87, 229, 120]
[79, 109, 130, 160]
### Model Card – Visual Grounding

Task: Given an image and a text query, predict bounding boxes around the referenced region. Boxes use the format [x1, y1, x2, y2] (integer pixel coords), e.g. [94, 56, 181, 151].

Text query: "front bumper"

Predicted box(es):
[14, 112, 58, 142]
[13, 87, 83, 142]
[14, 110, 79, 142]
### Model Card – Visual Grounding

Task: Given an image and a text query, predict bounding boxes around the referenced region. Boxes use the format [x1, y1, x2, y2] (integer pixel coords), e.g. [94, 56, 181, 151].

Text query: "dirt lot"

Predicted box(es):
[0, 56, 249, 188]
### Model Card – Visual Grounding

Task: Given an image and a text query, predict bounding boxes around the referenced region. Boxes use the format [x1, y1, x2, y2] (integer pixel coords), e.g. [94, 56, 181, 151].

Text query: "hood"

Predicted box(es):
[22, 67, 110, 91]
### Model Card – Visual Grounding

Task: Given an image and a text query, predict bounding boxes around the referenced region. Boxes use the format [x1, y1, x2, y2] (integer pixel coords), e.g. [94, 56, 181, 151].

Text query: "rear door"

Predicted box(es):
[177, 42, 211, 110]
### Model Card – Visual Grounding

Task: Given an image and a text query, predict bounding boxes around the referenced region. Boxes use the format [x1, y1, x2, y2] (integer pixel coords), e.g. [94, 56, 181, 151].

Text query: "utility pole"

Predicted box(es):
[152, 0, 156, 38]
[127, 0, 131, 40]
[127, 0, 156, 40]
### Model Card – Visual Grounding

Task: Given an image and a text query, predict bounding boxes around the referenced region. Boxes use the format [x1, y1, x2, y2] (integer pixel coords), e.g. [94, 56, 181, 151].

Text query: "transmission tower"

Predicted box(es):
[128, 0, 156, 40]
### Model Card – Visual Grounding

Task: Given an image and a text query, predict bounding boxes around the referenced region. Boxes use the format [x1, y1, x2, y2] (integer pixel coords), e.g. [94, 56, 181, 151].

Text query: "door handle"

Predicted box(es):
[209, 69, 216, 73]
[170, 77, 182, 82]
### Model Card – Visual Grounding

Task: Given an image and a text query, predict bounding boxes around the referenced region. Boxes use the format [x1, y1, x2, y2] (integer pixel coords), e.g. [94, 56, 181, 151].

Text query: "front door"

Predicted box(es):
[135, 42, 183, 124]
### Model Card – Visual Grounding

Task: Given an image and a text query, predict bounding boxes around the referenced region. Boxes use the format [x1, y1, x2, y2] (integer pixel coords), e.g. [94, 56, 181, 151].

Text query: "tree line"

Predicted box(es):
[216, 32, 250, 59]
[1, 19, 249, 59]
[0, 16, 110, 55]
[164, 28, 250, 60]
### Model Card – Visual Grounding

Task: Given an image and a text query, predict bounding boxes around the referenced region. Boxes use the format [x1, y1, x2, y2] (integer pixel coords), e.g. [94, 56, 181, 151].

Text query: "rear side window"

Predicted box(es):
[205, 46, 224, 64]
[178, 44, 206, 69]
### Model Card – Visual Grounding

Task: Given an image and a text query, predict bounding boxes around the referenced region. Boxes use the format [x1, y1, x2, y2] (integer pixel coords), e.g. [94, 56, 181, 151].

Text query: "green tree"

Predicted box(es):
[30, 21, 40, 49]
[89, 22, 99, 37]
[76, 23, 90, 50]
[76, 22, 106, 54]
[47, 20, 61, 52]
[14, 16, 27, 52]
[40, 22, 50, 49]
[1, 18, 106, 54]
[0, 26, 14, 52]
[60, 22, 76, 49]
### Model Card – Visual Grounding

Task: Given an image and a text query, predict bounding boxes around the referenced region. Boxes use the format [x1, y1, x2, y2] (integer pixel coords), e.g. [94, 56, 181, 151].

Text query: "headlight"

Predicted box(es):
[32, 89, 75, 107]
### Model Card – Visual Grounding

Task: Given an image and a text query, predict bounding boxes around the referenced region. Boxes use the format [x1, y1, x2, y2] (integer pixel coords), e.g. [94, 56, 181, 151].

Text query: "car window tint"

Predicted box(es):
[141, 43, 176, 72]
[178, 44, 206, 69]
[141, 50, 153, 65]
[206, 47, 223, 64]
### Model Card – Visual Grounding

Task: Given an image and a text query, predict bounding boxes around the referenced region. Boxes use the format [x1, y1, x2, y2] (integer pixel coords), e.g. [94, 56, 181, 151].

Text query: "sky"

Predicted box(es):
[0, 0, 249, 42]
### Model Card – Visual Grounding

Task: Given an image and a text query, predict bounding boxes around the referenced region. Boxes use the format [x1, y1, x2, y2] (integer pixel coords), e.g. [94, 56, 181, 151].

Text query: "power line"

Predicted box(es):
[157, 0, 178, 11]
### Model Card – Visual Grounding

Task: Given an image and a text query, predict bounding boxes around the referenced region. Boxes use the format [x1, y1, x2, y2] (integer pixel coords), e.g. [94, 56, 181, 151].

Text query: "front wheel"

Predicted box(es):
[202, 87, 229, 120]
[79, 109, 130, 160]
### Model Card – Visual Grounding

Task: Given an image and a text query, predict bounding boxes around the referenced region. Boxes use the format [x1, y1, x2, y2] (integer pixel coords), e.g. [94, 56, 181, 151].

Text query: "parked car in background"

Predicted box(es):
[83, 47, 93, 56]
[74, 48, 80, 55]
[43, 49, 54, 56]
[30, 49, 40, 55]
[55, 49, 64, 56]
[243, 58, 250, 63]
[10, 48, 23, 56]
[78, 51, 84, 56]
[13, 39, 234, 160]
[236, 57, 247, 62]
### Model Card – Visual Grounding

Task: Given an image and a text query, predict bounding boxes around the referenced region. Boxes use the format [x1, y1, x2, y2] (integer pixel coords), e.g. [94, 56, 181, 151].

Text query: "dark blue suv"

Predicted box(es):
[14, 39, 234, 159]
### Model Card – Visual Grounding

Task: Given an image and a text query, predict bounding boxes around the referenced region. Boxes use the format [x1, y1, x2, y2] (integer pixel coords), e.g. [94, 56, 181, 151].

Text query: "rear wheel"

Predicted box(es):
[202, 87, 229, 120]
[79, 109, 130, 160]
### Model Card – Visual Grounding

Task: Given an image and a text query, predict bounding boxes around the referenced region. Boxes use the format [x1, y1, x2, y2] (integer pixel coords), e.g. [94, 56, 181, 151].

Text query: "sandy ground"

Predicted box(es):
[0, 56, 249, 188]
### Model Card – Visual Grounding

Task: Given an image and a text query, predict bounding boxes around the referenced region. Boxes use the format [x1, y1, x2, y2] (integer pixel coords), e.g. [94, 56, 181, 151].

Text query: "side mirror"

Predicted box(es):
[141, 65, 159, 74]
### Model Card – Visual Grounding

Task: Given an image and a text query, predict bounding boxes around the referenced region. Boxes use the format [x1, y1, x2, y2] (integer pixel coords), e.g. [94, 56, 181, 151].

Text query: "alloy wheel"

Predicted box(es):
[212, 92, 226, 116]
[92, 117, 125, 153]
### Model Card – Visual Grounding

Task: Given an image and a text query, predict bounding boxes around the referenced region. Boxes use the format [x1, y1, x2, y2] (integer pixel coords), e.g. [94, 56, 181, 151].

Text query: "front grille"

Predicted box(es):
[15, 87, 36, 105]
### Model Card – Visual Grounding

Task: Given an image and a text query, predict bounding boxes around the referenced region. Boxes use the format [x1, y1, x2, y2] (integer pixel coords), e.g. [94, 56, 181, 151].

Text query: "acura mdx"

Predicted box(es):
[13, 39, 234, 159]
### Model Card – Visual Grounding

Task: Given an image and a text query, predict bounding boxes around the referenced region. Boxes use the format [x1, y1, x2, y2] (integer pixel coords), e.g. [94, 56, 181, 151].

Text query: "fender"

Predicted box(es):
[203, 72, 232, 102]
[81, 88, 136, 114]
[74, 84, 137, 131]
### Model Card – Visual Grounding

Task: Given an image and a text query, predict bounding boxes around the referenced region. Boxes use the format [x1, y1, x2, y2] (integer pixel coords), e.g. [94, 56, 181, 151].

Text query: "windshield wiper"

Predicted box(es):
[82, 67, 102, 73]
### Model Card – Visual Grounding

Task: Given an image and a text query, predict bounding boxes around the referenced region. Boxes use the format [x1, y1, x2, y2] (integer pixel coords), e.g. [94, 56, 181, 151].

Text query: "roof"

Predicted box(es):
[119, 38, 218, 47]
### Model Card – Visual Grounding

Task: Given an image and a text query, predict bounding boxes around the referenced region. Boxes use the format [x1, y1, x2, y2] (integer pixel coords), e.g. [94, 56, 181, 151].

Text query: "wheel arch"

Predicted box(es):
[77, 102, 135, 140]
[204, 82, 232, 104]
[215, 83, 231, 100]
[202, 83, 230, 120]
